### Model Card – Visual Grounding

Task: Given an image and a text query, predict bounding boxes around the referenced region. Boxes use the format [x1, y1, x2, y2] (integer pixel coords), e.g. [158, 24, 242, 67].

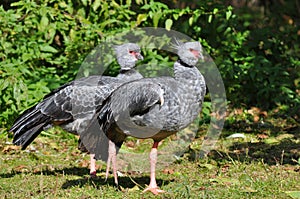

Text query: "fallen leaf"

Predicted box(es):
[163, 168, 174, 174]
[221, 164, 230, 173]
[42, 151, 50, 155]
[257, 134, 269, 139]
[226, 133, 246, 139]
[79, 159, 89, 168]
[234, 108, 244, 115]
[260, 111, 268, 117]
[124, 140, 135, 149]
[47, 165, 55, 171]
[253, 115, 260, 122]
[14, 165, 29, 173]
[2, 145, 20, 153]
[33, 167, 41, 173]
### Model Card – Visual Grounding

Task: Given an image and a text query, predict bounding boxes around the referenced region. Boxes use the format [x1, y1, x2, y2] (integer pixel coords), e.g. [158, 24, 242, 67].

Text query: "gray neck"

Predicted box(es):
[173, 60, 206, 129]
[174, 61, 203, 83]
[117, 69, 143, 81]
[174, 60, 206, 99]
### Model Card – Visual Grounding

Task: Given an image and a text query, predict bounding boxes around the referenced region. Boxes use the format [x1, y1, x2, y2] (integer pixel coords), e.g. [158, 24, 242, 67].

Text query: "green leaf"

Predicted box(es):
[81, 0, 88, 6]
[126, 0, 132, 6]
[208, 15, 212, 23]
[264, 137, 279, 144]
[152, 13, 162, 27]
[165, 19, 173, 31]
[173, 13, 179, 20]
[58, 1, 67, 8]
[135, 0, 143, 5]
[213, 8, 218, 14]
[226, 10, 232, 20]
[0, 79, 7, 90]
[69, 29, 76, 40]
[189, 16, 193, 26]
[48, 28, 56, 41]
[92, 0, 101, 11]
[141, 4, 151, 10]
[179, 9, 186, 16]
[39, 15, 49, 31]
[10, 1, 25, 7]
[22, 53, 32, 62]
[40, 45, 58, 53]
[136, 14, 147, 26]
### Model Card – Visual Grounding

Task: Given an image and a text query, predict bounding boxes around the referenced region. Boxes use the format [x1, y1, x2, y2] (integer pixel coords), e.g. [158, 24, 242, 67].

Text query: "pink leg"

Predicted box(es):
[90, 154, 97, 177]
[142, 141, 165, 195]
[105, 140, 118, 185]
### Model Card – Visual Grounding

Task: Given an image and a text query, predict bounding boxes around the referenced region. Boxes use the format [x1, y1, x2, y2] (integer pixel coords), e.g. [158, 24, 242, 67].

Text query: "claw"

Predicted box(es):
[90, 171, 97, 178]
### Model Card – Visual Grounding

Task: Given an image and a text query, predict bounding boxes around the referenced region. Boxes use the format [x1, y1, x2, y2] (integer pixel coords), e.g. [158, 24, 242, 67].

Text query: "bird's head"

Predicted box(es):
[114, 43, 144, 70]
[173, 40, 203, 66]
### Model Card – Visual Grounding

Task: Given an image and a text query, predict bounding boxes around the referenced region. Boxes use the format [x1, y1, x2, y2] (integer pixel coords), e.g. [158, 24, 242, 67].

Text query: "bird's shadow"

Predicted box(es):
[61, 174, 169, 190]
[0, 166, 90, 179]
[0, 166, 170, 190]
[196, 120, 300, 166]
[206, 128, 300, 166]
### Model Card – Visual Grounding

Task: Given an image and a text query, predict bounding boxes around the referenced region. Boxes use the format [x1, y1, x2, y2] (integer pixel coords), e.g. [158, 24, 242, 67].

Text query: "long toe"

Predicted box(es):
[142, 186, 165, 195]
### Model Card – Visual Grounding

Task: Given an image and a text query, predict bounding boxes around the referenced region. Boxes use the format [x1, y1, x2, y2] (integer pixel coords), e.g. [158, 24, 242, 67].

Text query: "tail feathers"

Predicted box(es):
[10, 108, 51, 149]
[13, 123, 47, 150]
[10, 106, 41, 133]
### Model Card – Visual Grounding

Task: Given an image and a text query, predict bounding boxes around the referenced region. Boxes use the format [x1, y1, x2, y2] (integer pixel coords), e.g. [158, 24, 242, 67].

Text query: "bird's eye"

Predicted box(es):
[129, 50, 134, 54]
[189, 48, 200, 58]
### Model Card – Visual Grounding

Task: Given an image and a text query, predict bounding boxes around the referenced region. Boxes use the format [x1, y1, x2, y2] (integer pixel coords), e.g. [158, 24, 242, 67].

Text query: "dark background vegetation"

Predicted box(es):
[0, 0, 299, 132]
[0, 1, 299, 198]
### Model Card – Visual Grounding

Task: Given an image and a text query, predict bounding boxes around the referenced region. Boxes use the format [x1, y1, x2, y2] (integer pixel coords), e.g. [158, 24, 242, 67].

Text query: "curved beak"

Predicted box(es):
[136, 53, 144, 61]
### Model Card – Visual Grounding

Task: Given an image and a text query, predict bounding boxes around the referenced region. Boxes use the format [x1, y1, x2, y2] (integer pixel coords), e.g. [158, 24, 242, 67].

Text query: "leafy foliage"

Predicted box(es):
[0, 2, 299, 198]
[0, 0, 137, 128]
[0, 0, 299, 130]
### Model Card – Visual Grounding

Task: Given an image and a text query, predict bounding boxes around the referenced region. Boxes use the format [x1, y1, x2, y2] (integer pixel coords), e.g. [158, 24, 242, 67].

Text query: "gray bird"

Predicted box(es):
[10, 43, 144, 176]
[97, 41, 206, 194]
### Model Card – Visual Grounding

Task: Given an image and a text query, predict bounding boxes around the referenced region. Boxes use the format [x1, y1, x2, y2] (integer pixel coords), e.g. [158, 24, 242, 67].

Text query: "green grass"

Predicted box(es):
[1, 118, 299, 199]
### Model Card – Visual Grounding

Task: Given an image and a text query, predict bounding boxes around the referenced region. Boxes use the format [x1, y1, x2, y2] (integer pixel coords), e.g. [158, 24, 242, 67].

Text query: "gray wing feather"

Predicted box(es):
[98, 80, 164, 139]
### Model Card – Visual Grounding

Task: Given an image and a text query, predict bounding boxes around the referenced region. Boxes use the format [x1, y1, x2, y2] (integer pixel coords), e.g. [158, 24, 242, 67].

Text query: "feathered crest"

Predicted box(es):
[170, 38, 184, 52]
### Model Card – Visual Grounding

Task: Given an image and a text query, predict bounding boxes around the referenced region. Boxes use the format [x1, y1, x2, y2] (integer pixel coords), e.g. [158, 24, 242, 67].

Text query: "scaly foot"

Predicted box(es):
[142, 186, 165, 195]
